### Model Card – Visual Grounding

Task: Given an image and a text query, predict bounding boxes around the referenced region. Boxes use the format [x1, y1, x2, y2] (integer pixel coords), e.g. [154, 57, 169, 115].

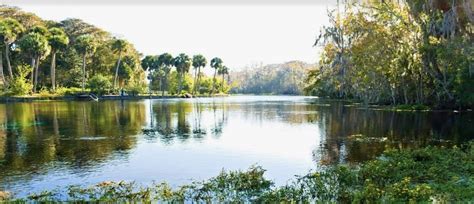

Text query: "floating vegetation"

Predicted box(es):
[2, 144, 473, 202]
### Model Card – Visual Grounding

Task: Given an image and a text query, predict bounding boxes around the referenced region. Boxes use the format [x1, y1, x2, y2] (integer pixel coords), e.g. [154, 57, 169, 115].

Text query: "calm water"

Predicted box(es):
[0, 96, 473, 196]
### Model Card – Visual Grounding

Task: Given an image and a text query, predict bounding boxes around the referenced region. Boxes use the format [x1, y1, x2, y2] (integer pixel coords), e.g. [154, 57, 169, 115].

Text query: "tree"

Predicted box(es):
[173, 53, 192, 94]
[74, 34, 97, 92]
[0, 18, 24, 81]
[157, 53, 174, 96]
[210, 57, 223, 94]
[112, 38, 129, 91]
[192, 54, 207, 95]
[218, 65, 229, 92]
[17, 29, 51, 92]
[47, 27, 69, 91]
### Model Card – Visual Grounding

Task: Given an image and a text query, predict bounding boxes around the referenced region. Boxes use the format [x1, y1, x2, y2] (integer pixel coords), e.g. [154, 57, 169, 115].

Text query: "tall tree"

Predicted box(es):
[0, 18, 24, 80]
[47, 27, 69, 91]
[210, 57, 223, 94]
[157, 53, 173, 96]
[112, 38, 129, 91]
[74, 34, 97, 92]
[173, 53, 192, 94]
[192, 54, 207, 95]
[218, 65, 229, 92]
[141, 55, 159, 94]
[18, 29, 51, 92]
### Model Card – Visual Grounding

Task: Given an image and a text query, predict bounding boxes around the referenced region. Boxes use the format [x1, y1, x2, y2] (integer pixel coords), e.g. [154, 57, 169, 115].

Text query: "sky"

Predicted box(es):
[3, 1, 335, 70]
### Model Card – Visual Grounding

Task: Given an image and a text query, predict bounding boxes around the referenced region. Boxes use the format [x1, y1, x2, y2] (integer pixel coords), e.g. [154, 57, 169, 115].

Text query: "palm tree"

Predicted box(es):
[112, 38, 129, 91]
[192, 54, 207, 95]
[0, 18, 24, 81]
[173, 53, 192, 94]
[157, 53, 173, 96]
[74, 34, 97, 92]
[18, 28, 51, 93]
[47, 27, 69, 91]
[141, 55, 161, 94]
[210, 57, 223, 94]
[218, 65, 229, 93]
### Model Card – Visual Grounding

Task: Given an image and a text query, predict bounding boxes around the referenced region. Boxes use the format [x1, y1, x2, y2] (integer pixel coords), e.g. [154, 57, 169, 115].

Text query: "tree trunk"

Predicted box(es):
[196, 67, 201, 95]
[113, 51, 122, 91]
[30, 57, 35, 85]
[178, 72, 183, 94]
[212, 69, 217, 94]
[0, 51, 7, 86]
[5, 44, 13, 79]
[33, 56, 40, 93]
[50, 51, 57, 91]
[82, 54, 86, 92]
[162, 73, 167, 97]
[221, 73, 225, 93]
[159, 77, 162, 97]
[193, 68, 197, 95]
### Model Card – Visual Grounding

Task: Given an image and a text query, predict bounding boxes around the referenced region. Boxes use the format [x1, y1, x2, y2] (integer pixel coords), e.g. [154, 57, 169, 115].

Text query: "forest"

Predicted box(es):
[230, 61, 314, 95]
[0, 5, 230, 97]
[305, 0, 473, 109]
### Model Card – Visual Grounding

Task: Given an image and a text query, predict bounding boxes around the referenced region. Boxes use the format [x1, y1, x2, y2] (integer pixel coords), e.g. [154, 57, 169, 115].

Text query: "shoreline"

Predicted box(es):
[0, 94, 229, 102]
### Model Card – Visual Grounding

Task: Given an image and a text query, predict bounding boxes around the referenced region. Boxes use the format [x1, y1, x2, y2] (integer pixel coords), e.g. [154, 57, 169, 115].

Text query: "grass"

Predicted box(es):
[1, 142, 472, 203]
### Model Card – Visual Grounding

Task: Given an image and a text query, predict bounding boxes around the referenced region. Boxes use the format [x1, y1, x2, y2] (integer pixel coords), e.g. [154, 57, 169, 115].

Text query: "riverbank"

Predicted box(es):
[1, 143, 472, 202]
[0, 94, 229, 102]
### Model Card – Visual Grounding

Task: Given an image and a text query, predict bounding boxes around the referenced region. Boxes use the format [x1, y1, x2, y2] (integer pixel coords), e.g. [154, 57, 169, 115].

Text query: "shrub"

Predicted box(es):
[54, 87, 84, 96]
[8, 64, 33, 96]
[87, 74, 112, 95]
[124, 79, 147, 96]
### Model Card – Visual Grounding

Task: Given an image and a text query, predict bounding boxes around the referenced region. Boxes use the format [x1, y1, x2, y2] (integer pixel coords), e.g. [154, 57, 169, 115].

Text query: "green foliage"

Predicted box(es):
[48, 27, 69, 50]
[306, 1, 474, 108]
[87, 74, 111, 95]
[54, 87, 83, 96]
[124, 77, 147, 96]
[17, 31, 50, 58]
[74, 34, 96, 55]
[7, 64, 32, 96]
[0, 18, 24, 45]
[168, 71, 194, 95]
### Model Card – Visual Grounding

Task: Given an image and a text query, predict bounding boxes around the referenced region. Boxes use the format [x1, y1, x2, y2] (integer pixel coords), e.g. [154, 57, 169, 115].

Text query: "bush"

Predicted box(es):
[8, 64, 33, 96]
[54, 87, 84, 96]
[87, 74, 112, 95]
[124, 79, 147, 96]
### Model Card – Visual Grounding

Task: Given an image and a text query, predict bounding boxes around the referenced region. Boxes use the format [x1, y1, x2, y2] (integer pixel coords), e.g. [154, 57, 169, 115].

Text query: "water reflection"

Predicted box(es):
[0, 96, 472, 196]
[0, 101, 145, 176]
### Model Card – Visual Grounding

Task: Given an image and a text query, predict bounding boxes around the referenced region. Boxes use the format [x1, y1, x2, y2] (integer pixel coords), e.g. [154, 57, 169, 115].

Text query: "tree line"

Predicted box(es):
[141, 53, 230, 96]
[305, 0, 473, 109]
[230, 61, 314, 95]
[0, 5, 230, 96]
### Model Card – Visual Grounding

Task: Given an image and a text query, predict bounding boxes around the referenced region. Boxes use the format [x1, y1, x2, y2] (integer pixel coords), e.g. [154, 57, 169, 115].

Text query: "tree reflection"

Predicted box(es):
[0, 101, 146, 177]
[143, 100, 229, 143]
[312, 100, 474, 165]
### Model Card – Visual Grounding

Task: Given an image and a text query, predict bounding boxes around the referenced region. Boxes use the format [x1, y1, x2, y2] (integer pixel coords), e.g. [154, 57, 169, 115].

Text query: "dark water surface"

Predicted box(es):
[0, 96, 472, 196]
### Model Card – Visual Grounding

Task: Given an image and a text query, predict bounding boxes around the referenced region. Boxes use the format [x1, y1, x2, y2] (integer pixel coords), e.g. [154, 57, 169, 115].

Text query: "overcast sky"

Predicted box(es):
[3, 1, 335, 69]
